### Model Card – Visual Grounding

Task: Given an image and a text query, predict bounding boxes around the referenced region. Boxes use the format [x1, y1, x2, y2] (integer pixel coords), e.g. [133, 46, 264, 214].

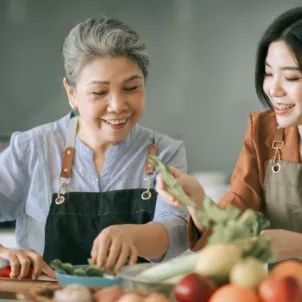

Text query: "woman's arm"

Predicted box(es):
[91, 140, 189, 271]
[0, 134, 55, 279]
[156, 114, 264, 251]
[0, 132, 29, 221]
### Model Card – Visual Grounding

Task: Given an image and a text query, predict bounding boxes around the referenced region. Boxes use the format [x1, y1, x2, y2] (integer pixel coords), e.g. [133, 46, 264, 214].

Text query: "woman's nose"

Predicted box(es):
[107, 94, 128, 113]
[269, 79, 286, 98]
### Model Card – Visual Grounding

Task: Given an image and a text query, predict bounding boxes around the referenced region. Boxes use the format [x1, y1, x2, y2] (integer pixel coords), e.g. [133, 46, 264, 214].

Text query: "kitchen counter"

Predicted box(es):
[0, 278, 58, 301]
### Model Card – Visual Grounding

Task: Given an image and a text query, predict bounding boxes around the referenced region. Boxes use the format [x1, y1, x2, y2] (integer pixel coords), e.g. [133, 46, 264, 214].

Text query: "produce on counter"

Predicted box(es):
[269, 260, 302, 285]
[149, 155, 275, 264]
[50, 259, 104, 276]
[140, 156, 302, 301]
[173, 273, 217, 302]
[53, 284, 91, 302]
[229, 257, 267, 289]
[94, 287, 170, 302]
[143, 292, 171, 302]
[208, 284, 261, 302]
[195, 244, 242, 283]
[116, 293, 144, 302]
[259, 276, 302, 302]
[94, 285, 124, 302]
[137, 252, 200, 282]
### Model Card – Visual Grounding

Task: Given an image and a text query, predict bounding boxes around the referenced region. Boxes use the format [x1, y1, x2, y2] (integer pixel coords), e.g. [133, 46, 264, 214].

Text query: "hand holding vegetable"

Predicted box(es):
[0, 245, 55, 280]
[149, 155, 204, 208]
[260, 229, 302, 262]
[91, 225, 137, 273]
[150, 156, 206, 231]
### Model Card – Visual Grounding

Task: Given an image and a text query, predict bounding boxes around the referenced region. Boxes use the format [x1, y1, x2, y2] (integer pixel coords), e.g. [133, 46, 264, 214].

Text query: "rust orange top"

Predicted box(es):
[187, 109, 301, 251]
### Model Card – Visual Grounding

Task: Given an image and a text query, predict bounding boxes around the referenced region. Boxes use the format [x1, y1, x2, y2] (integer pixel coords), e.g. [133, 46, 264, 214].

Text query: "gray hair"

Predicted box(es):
[62, 17, 150, 87]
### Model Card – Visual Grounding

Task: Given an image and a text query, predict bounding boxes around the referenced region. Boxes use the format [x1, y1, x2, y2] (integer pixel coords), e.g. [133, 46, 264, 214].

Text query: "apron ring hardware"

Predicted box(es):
[272, 141, 284, 150]
[141, 191, 152, 200]
[55, 181, 67, 205]
[272, 146, 282, 174]
[55, 195, 65, 205]
[272, 163, 281, 174]
[141, 174, 154, 200]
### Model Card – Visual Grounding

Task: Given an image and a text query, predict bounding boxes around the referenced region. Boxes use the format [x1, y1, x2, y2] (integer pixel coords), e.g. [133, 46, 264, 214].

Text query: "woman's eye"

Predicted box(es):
[93, 91, 107, 95]
[286, 77, 302, 82]
[264, 73, 272, 77]
[124, 86, 138, 92]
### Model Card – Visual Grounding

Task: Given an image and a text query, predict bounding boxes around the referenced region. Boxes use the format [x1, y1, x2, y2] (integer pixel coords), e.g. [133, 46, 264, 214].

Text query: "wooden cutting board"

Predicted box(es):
[0, 278, 59, 300]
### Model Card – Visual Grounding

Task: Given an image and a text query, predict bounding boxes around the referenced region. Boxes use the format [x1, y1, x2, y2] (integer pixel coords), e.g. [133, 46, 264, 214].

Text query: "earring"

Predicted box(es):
[70, 103, 78, 110]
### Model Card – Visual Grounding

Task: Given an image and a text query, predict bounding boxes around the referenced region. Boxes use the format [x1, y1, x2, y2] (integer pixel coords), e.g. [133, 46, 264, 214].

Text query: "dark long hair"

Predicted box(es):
[255, 7, 302, 109]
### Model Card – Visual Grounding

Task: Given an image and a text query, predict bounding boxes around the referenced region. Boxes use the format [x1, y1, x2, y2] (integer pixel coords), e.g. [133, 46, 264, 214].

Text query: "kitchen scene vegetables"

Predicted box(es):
[50, 259, 105, 277]
[144, 155, 302, 301]
[18, 284, 171, 302]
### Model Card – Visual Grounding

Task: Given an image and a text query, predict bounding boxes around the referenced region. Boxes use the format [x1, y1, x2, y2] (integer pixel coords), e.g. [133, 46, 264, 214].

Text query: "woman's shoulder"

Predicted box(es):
[137, 124, 185, 151]
[136, 124, 186, 169]
[9, 114, 70, 153]
[13, 114, 69, 143]
[249, 109, 277, 129]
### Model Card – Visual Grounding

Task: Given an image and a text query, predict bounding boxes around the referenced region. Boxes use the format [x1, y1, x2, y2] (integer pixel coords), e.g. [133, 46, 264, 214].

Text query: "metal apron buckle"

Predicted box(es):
[55, 178, 69, 205]
[271, 141, 283, 174]
[141, 174, 154, 200]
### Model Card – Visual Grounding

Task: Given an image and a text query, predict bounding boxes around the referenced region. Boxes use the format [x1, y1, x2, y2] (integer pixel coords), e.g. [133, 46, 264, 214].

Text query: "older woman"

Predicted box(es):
[0, 17, 188, 279]
[156, 7, 302, 263]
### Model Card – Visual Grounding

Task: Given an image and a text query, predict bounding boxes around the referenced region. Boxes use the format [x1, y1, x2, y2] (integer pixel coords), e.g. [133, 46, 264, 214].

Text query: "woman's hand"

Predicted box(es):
[91, 225, 138, 273]
[0, 246, 56, 280]
[155, 166, 205, 209]
[261, 229, 302, 262]
[155, 166, 207, 232]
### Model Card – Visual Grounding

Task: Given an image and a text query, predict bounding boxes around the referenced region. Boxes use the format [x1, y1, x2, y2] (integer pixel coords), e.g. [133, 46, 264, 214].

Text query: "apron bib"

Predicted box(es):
[264, 128, 302, 232]
[264, 128, 302, 266]
[43, 116, 158, 265]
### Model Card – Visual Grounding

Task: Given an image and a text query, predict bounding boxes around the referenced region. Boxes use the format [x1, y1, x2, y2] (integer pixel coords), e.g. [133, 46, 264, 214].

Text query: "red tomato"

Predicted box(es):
[259, 276, 302, 302]
[0, 267, 33, 278]
[174, 273, 217, 302]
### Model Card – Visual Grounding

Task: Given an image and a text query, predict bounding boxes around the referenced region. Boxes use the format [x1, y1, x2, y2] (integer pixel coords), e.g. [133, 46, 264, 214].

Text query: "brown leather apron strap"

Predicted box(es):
[59, 147, 75, 179]
[271, 127, 285, 174]
[145, 145, 157, 173]
[59, 116, 79, 180]
[141, 144, 157, 201]
[272, 128, 285, 150]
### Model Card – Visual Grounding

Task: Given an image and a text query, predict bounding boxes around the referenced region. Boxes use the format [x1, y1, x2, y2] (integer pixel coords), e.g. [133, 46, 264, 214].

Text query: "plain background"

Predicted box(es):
[1, 0, 301, 175]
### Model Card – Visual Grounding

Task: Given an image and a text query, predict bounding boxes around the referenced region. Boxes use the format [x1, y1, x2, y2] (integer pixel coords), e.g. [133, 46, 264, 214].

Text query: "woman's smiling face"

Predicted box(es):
[263, 40, 302, 128]
[65, 56, 146, 145]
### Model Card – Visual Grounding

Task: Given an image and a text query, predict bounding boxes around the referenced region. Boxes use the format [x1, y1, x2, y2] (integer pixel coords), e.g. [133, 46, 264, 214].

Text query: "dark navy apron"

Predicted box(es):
[43, 116, 158, 265]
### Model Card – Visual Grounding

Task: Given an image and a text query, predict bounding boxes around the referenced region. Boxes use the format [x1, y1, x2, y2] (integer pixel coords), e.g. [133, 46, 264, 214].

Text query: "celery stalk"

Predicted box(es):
[162, 273, 188, 284]
[137, 252, 200, 282]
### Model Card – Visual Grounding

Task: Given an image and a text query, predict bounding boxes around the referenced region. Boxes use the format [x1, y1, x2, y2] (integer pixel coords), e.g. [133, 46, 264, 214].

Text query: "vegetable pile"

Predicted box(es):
[145, 155, 302, 302]
[148, 155, 274, 264]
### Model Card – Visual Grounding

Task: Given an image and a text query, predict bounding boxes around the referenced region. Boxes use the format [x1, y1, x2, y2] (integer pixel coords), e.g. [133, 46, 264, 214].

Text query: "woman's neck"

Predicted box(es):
[77, 118, 113, 155]
[297, 125, 302, 142]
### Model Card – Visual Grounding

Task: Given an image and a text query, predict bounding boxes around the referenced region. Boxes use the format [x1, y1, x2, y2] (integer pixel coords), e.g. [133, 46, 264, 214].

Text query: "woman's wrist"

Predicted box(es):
[0, 244, 7, 253]
[188, 195, 214, 233]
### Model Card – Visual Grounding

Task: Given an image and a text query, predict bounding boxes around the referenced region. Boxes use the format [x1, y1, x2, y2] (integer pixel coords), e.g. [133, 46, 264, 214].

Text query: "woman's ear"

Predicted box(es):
[63, 77, 77, 109]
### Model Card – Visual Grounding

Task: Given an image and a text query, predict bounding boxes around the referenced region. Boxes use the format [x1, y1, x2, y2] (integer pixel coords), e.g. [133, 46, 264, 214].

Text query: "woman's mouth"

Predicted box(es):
[274, 103, 295, 116]
[102, 117, 129, 130]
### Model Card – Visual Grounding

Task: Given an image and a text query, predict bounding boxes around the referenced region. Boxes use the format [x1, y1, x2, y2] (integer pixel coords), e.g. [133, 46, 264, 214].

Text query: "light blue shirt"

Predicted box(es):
[0, 113, 189, 261]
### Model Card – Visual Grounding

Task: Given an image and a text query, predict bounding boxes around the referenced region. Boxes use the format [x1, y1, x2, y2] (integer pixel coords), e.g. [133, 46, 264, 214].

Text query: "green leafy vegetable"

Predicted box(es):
[148, 155, 195, 207]
[50, 259, 104, 277]
[150, 155, 275, 263]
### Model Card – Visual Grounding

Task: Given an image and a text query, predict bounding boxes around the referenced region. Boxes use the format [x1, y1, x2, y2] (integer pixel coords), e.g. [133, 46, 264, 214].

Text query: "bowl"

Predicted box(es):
[117, 263, 175, 298]
[55, 265, 120, 288]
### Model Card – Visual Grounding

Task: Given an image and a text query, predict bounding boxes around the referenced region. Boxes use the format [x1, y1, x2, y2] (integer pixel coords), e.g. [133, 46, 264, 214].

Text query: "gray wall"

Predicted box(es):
[0, 0, 301, 174]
